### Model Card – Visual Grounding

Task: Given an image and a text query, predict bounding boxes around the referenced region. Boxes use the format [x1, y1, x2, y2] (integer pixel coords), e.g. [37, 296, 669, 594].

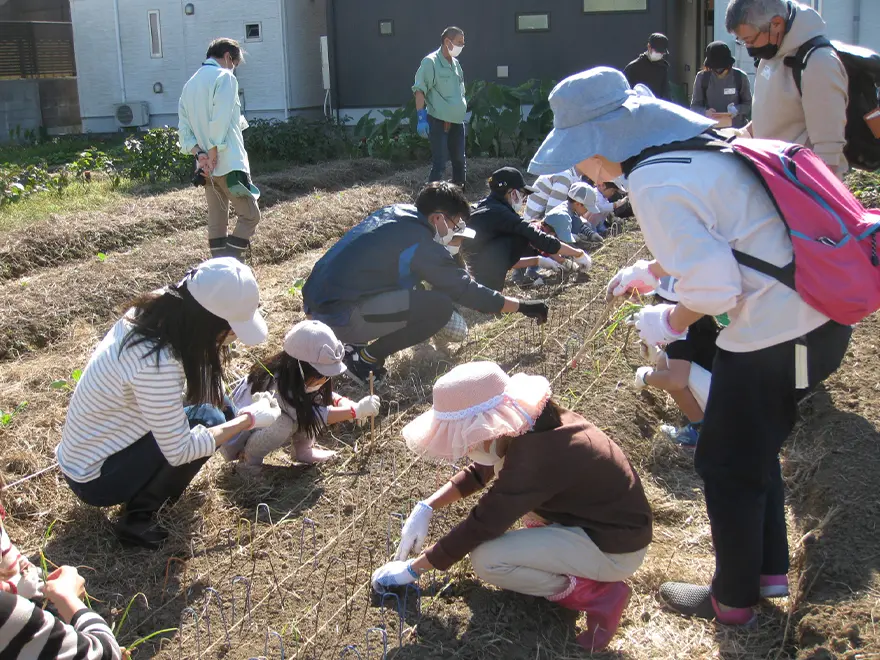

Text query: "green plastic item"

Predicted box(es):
[226, 171, 260, 200]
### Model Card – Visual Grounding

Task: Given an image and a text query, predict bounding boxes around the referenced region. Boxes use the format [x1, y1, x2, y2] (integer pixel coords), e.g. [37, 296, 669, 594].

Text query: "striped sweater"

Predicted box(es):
[57, 315, 216, 483]
[0, 592, 122, 660]
[523, 168, 578, 222]
[0, 514, 43, 600]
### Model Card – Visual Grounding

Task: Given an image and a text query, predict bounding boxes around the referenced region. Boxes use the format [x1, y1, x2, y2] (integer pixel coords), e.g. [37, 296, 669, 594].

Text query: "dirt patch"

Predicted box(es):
[0, 160, 399, 281]
[0, 160, 505, 361]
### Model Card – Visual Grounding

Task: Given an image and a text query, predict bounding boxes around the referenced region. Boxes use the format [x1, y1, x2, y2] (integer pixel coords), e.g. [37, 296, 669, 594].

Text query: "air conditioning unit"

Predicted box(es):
[114, 102, 150, 128]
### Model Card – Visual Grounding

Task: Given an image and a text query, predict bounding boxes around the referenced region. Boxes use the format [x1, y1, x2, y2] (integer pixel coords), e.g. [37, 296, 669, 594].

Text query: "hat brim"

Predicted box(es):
[528, 96, 716, 176]
[229, 310, 269, 346]
[402, 373, 552, 462]
[313, 360, 347, 377]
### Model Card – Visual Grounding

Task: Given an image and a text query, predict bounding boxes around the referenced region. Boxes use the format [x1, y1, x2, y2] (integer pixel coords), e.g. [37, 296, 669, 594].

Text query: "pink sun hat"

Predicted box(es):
[403, 361, 552, 461]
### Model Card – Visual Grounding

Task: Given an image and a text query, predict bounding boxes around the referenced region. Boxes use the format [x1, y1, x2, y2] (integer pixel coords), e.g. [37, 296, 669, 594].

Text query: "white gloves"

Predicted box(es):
[536, 256, 562, 272]
[574, 252, 592, 270]
[371, 560, 419, 592]
[639, 342, 664, 367]
[633, 304, 688, 347]
[12, 563, 45, 599]
[240, 392, 282, 429]
[634, 366, 653, 390]
[395, 501, 433, 561]
[606, 260, 660, 300]
[727, 103, 738, 117]
[353, 395, 380, 420]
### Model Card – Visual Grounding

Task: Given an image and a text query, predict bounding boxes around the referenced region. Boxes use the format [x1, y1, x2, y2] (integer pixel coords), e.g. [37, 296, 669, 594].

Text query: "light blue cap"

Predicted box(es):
[528, 67, 715, 175]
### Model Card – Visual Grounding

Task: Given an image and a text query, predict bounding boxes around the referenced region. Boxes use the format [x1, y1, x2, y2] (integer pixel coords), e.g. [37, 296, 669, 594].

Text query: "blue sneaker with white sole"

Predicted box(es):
[661, 422, 701, 447]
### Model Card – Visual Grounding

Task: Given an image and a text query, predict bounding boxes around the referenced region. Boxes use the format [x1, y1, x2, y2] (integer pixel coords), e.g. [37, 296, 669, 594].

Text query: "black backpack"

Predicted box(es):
[784, 36, 880, 171]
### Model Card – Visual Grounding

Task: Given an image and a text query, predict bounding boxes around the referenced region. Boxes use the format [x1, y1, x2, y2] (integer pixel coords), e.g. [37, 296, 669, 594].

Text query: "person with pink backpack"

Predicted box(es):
[529, 67, 871, 626]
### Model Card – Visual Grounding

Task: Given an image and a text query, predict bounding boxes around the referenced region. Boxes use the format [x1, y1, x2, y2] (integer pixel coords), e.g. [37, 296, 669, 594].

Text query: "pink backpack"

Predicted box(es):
[633, 136, 880, 325]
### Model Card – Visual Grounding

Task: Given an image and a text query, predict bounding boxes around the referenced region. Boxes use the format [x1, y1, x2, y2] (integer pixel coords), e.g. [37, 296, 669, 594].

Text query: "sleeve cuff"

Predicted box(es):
[424, 542, 456, 571]
[190, 425, 217, 460]
[70, 608, 98, 628]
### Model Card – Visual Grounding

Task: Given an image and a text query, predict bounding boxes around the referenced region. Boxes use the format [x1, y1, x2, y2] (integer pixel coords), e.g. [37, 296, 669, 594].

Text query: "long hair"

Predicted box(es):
[120, 284, 230, 406]
[529, 399, 563, 434]
[247, 351, 331, 438]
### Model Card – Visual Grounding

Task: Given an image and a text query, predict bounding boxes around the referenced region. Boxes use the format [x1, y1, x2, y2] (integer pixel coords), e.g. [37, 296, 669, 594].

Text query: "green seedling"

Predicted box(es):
[125, 627, 178, 653]
[51, 369, 82, 392]
[604, 301, 644, 338]
[287, 278, 306, 296]
[112, 592, 148, 636]
[96, 252, 107, 262]
[0, 401, 27, 427]
[39, 519, 58, 584]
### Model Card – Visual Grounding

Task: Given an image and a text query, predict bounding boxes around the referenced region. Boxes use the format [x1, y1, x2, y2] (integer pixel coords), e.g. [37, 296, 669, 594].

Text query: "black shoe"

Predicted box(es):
[343, 346, 386, 386]
[113, 511, 168, 550]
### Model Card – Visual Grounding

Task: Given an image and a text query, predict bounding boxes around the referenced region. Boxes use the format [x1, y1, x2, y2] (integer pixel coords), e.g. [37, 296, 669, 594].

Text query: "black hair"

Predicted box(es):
[246, 351, 331, 439]
[416, 181, 471, 221]
[121, 285, 230, 406]
[530, 399, 563, 433]
[441, 26, 464, 43]
[206, 38, 244, 63]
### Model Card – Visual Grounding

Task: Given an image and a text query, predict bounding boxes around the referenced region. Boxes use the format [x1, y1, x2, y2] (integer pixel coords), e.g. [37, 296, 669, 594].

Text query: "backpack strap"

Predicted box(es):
[627, 133, 728, 175]
[783, 35, 833, 96]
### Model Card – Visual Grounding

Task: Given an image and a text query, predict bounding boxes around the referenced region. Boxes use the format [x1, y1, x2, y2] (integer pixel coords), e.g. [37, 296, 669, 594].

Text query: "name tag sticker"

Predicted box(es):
[724, 87, 737, 95]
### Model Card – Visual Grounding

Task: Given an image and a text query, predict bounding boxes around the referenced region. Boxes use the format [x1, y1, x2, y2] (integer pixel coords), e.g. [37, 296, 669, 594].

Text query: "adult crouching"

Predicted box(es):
[57, 258, 281, 549]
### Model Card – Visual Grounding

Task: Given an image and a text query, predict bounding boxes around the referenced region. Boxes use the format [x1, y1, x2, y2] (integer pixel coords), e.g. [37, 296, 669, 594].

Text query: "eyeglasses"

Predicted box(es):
[444, 215, 466, 232]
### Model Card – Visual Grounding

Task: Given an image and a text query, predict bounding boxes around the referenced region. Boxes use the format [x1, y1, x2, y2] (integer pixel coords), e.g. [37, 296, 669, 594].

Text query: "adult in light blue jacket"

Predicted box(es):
[179, 38, 260, 261]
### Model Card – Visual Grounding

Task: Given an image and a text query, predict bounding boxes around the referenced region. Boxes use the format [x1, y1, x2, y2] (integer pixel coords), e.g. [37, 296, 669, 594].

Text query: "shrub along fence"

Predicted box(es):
[1, 80, 557, 207]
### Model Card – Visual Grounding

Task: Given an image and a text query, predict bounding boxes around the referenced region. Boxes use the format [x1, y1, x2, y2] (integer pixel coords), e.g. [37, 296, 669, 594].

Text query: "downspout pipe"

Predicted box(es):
[112, 0, 126, 103]
[278, 0, 290, 119]
[853, 0, 861, 45]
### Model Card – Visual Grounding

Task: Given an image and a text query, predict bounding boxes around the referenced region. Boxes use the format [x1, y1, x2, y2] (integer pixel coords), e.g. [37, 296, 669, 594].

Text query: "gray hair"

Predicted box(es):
[441, 26, 464, 43]
[725, 0, 787, 33]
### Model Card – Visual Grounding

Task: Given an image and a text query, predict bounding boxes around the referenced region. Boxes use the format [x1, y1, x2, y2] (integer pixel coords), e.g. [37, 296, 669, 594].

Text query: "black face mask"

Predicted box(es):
[747, 43, 779, 60]
[713, 68, 729, 76]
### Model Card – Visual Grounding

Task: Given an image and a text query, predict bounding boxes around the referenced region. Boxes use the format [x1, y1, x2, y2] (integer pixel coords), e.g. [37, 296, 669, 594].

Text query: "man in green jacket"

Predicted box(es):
[413, 26, 468, 188]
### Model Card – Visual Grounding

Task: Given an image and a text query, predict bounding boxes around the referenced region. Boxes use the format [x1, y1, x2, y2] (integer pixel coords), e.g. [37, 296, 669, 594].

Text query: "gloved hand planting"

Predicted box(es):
[634, 366, 653, 390]
[517, 300, 549, 324]
[536, 257, 562, 272]
[240, 392, 282, 429]
[633, 304, 687, 347]
[354, 395, 380, 419]
[416, 109, 430, 138]
[371, 560, 419, 593]
[605, 260, 660, 301]
[574, 252, 592, 270]
[395, 502, 433, 560]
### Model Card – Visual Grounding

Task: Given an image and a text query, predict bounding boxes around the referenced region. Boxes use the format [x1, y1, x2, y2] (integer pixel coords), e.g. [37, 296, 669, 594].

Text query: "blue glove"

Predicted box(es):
[416, 109, 430, 138]
[727, 103, 738, 118]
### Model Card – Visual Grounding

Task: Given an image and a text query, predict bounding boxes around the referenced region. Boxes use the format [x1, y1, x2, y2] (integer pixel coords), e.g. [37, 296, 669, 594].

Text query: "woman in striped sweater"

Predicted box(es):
[57, 258, 282, 549]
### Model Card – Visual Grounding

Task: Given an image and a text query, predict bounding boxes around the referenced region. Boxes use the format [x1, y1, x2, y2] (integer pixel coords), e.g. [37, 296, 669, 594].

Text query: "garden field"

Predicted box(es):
[0, 157, 877, 659]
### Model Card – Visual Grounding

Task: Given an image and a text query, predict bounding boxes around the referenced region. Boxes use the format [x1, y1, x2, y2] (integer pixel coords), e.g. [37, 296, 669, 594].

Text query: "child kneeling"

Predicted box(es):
[633, 278, 719, 446]
[220, 320, 380, 470]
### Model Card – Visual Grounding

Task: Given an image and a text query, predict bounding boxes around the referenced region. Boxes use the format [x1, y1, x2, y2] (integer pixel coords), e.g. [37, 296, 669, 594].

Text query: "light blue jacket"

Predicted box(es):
[178, 59, 250, 176]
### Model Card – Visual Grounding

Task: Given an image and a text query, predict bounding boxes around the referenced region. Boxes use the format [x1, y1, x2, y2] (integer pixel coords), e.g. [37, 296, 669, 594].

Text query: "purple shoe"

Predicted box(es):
[760, 575, 789, 598]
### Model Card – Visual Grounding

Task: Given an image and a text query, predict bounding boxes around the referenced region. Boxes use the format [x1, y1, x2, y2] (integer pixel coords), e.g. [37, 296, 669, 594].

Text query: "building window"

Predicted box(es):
[583, 0, 647, 12]
[516, 13, 550, 32]
[148, 10, 162, 58]
[806, 0, 822, 13]
[378, 19, 394, 36]
[245, 23, 262, 42]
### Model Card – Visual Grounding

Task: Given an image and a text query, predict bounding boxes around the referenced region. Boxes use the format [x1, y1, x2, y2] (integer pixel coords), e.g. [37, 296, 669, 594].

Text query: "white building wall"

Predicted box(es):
[71, 0, 292, 133]
[286, 0, 327, 110]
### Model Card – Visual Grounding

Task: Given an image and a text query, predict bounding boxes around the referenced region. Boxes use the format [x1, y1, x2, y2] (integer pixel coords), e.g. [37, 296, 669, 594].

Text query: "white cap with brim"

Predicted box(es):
[186, 257, 268, 346]
[528, 67, 716, 176]
[567, 182, 602, 215]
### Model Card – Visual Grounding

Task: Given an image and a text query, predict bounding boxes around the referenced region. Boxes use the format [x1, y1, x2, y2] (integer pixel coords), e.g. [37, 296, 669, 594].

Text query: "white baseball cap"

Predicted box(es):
[186, 257, 268, 346]
[568, 182, 602, 214]
[283, 320, 347, 377]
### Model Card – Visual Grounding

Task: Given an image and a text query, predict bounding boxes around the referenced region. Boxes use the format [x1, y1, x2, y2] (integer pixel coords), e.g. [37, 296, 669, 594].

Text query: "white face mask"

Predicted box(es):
[509, 190, 525, 214]
[433, 216, 455, 246]
[467, 438, 503, 467]
[647, 50, 663, 62]
[448, 43, 463, 57]
[446, 243, 460, 256]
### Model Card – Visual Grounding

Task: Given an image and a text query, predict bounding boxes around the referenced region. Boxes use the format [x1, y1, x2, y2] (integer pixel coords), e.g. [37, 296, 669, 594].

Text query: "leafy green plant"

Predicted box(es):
[245, 117, 352, 163]
[0, 401, 27, 427]
[96, 252, 107, 262]
[287, 278, 306, 296]
[123, 128, 192, 183]
[350, 100, 430, 162]
[51, 369, 82, 392]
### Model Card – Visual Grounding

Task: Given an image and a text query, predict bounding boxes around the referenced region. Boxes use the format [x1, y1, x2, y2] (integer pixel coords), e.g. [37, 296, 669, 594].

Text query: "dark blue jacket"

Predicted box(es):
[303, 204, 505, 325]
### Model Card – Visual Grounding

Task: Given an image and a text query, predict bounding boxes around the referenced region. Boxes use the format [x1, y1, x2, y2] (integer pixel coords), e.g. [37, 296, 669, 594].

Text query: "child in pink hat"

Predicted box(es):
[220, 320, 380, 471]
[370, 361, 653, 652]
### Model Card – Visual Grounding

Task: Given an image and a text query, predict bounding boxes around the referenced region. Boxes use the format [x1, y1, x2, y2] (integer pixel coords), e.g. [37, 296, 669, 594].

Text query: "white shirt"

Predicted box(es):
[629, 149, 829, 352]
[57, 316, 216, 482]
[178, 59, 251, 176]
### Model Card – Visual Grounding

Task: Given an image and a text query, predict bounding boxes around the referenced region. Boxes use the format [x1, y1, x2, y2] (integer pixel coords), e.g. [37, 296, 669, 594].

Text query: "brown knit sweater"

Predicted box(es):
[425, 409, 653, 571]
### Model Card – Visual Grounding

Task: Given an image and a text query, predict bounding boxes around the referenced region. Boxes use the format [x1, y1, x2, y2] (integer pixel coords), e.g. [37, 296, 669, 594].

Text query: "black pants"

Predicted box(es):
[694, 321, 852, 607]
[65, 401, 234, 507]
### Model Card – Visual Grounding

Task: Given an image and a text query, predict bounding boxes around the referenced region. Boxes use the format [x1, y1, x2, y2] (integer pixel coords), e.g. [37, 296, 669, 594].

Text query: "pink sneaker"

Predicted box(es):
[659, 582, 756, 626]
[548, 576, 631, 651]
[760, 574, 789, 598]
